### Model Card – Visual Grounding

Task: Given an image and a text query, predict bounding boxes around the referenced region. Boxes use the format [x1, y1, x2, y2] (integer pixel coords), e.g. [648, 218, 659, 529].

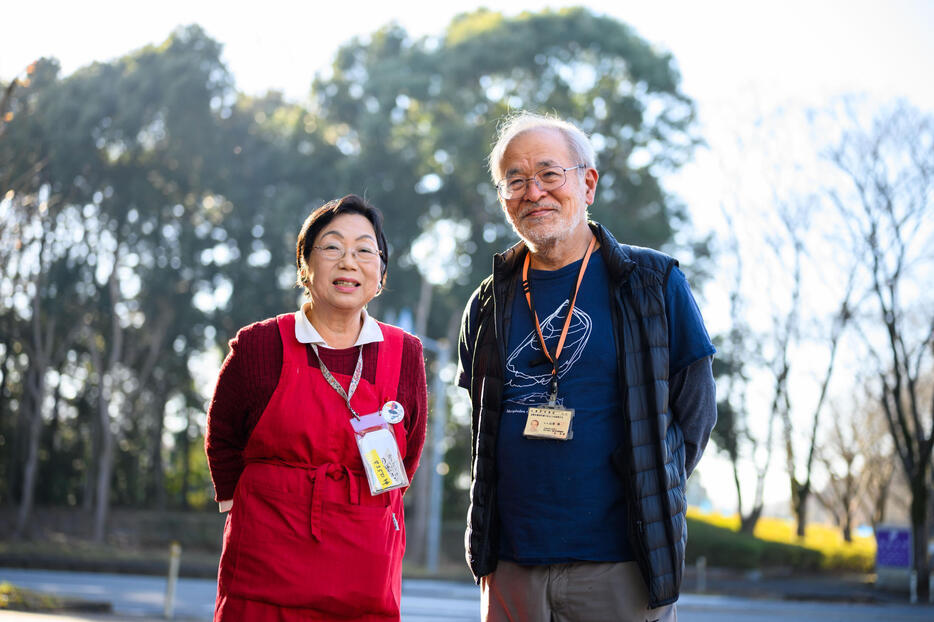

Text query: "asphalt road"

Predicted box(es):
[2, 567, 932, 621]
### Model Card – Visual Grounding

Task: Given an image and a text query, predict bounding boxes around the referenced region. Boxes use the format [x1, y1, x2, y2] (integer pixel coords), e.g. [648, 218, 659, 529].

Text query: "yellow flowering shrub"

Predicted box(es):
[686, 507, 875, 572]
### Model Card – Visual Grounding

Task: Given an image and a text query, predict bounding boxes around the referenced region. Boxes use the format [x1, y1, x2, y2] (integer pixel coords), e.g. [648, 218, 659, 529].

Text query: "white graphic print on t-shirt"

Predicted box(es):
[504, 299, 592, 406]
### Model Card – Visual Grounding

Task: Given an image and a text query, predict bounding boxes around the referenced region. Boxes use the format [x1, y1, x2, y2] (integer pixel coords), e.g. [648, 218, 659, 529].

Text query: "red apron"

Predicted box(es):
[215, 313, 407, 621]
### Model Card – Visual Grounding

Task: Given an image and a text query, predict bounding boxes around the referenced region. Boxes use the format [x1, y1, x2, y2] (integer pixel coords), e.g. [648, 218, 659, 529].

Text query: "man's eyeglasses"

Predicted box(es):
[313, 244, 383, 264]
[495, 164, 585, 200]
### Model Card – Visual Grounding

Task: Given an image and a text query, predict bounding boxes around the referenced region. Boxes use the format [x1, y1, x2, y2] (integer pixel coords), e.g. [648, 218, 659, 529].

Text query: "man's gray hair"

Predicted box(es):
[488, 111, 597, 183]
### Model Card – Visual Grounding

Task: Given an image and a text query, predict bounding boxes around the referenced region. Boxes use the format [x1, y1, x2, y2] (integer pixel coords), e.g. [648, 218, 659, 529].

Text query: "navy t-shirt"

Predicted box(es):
[494, 252, 714, 564]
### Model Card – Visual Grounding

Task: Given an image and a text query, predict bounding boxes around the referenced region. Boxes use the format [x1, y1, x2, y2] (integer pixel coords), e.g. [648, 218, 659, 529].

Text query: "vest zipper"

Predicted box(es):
[392, 512, 400, 531]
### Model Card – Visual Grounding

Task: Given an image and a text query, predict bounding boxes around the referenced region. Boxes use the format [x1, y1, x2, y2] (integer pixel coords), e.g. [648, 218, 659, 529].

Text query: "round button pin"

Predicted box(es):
[380, 400, 405, 424]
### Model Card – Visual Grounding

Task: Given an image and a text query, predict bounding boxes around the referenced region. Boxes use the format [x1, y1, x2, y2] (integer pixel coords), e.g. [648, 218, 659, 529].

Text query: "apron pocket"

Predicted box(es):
[240, 485, 308, 543]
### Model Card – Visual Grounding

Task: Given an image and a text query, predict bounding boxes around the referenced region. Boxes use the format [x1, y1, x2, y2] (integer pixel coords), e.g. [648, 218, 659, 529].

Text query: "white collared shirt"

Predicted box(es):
[294, 303, 384, 348]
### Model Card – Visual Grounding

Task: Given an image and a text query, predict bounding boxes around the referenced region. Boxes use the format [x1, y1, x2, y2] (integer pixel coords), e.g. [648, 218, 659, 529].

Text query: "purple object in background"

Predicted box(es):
[875, 525, 911, 568]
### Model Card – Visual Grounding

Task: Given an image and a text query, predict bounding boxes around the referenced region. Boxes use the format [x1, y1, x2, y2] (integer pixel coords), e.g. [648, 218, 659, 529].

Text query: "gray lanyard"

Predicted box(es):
[310, 343, 364, 420]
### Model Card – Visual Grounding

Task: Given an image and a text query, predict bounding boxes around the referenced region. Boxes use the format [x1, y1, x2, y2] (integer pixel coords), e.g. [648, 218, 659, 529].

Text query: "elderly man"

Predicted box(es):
[457, 112, 717, 622]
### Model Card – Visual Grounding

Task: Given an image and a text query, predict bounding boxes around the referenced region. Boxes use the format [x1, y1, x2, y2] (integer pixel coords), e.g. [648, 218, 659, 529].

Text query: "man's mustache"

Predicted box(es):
[518, 202, 560, 217]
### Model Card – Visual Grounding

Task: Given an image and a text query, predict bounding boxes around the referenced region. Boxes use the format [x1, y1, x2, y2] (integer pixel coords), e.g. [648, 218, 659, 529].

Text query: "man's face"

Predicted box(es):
[498, 128, 597, 250]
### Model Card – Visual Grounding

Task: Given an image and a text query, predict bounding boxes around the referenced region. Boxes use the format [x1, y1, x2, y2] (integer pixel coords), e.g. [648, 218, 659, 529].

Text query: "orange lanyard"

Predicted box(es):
[521, 236, 596, 404]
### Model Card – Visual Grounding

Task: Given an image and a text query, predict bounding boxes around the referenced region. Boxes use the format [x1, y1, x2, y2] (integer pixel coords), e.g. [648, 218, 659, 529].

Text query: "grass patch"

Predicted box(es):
[0, 581, 63, 611]
[687, 508, 875, 572]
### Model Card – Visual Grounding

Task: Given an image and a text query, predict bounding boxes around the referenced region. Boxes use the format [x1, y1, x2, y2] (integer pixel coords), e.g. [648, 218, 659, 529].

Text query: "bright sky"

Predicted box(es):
[5, 0, 933, 108]
[5, 0, 933, 515]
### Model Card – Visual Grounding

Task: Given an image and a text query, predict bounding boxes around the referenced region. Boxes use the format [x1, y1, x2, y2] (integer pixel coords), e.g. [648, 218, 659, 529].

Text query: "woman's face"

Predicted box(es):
[307, 213, 383, 315]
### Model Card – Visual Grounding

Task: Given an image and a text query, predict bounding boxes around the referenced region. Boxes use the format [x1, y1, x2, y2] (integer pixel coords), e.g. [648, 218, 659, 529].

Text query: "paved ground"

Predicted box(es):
[2, 566, 930, 621]
[2, 594, 933, 622]
[1, 569, 482, 621]
[0, 615, 135, 622]
[682, 565, 903, 603]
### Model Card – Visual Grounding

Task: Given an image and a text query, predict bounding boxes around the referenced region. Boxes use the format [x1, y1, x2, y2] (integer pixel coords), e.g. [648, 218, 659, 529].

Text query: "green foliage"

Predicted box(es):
[311, 5, 699, 336]
[163, 433, 215, 510]
[686, 516, 823, 570]
[1, 25, 246, 520]
[707, 331, 749, 481]
[710, 398, 739, 461]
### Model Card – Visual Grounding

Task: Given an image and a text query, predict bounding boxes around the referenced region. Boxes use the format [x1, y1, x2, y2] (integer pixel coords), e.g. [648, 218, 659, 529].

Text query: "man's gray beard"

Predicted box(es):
[511, 218, 572, 256]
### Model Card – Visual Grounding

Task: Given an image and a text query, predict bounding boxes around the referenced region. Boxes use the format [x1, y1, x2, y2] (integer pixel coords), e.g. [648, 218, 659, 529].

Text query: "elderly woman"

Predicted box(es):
[205, 194, 427, 621]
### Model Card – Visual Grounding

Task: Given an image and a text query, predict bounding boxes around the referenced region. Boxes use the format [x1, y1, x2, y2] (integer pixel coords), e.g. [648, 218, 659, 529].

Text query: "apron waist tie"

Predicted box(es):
[309, 463, 361, 541]
[242, 457, 365, 542]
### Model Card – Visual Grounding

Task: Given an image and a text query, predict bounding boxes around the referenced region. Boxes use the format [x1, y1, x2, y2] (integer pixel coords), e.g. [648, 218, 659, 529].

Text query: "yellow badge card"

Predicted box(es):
[354, 423, 409, 495]
[523, 406, 574, 440]
[366, 449, 394, 489]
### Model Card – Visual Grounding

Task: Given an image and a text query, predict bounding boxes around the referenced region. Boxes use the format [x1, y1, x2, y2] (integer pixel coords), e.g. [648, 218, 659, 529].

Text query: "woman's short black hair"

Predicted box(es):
[295, 194, 389, 298]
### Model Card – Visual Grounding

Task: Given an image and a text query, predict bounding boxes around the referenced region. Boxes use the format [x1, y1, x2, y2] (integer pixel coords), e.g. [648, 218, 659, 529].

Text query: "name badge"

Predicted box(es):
[523, 405, 574, 440]
[349, 412, 409, 495]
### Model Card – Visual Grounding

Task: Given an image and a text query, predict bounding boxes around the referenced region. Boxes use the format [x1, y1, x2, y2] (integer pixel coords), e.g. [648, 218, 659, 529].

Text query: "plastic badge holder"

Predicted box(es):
[350, 412, 409, 496]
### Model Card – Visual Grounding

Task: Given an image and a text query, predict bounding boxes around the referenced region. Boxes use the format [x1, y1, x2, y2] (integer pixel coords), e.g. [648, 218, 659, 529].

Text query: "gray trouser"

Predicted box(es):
[480, 560, 677, 622]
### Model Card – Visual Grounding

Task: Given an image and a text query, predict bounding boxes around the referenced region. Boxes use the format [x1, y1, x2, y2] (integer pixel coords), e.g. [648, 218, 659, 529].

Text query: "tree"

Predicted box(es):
[50, 25, 238, 539]
[816, 403, 869, 542]
[311, 6, 700, 337]
[0, 26, 256, 537]
[708, 103, 863, 538]
[830, 383, 902, 531]
[0, 57, 86, 535]
[710, 206, 767, 533]
[712, 198, 808, 536]
[827, 99, 934, 599]
[787, 271, 853, 538]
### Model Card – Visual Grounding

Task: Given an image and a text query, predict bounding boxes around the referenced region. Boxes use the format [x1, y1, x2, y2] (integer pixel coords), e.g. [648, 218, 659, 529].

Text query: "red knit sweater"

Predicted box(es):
[204, 316, 428, 502]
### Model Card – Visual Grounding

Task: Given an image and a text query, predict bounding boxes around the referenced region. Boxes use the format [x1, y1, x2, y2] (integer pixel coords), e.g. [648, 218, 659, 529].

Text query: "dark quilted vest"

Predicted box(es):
[464, 222, 686, 608]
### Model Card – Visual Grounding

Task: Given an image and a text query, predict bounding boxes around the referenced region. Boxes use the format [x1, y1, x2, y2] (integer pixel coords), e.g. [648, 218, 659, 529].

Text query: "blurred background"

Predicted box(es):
[1, 0, 933, 601]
